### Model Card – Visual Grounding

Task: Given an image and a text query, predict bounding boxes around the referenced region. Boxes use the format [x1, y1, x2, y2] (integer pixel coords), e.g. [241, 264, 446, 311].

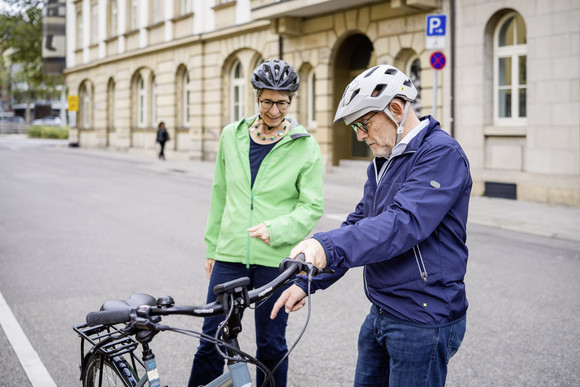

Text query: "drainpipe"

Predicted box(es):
[450, 0, 456, 138]
[278, 35, 283, 60]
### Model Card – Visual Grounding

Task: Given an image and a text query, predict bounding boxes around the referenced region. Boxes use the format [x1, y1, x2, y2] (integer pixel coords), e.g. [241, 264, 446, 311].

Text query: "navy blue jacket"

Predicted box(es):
[306, 116, 472, 326]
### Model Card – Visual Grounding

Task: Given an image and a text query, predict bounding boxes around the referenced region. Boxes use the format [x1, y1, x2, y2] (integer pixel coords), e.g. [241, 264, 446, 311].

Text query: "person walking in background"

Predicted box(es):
[156, 121, 170, 160]
[188, 59, 324, 387]
[272, 64, 472, 387]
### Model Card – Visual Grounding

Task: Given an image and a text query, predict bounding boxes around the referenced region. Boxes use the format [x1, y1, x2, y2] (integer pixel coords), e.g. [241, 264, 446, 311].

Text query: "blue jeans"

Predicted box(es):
[188, 261, 290, 387]
[354, 305, 466, 387]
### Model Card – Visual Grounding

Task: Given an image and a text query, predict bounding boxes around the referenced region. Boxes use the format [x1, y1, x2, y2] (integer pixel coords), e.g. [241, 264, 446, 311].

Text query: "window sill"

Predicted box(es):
[104, 35, 119, 43]
[146, 21, 165, 30]
[171, 12, 194, 23]
[213, 1, 236, 11]
[483, 125, 527, 137]
[123, 29, 139, 38]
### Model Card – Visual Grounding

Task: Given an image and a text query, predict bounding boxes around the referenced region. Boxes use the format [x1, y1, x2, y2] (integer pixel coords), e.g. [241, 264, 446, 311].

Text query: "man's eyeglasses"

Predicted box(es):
[259, 99, 291, 111]
[351, 111, 379, 134]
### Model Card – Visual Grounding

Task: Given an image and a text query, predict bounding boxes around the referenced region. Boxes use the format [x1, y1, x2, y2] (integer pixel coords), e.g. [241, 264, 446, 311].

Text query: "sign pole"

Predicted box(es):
[426, 14, 447, 118]
[433, 69, 438, 117]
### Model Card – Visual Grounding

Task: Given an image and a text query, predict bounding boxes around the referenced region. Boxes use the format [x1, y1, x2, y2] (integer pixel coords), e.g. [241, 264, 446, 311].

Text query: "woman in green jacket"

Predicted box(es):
[189, 60, 324, 387]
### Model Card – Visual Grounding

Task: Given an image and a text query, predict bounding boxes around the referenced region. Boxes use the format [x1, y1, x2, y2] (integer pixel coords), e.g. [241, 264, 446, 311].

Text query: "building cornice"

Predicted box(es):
[64, 20, 271, 75]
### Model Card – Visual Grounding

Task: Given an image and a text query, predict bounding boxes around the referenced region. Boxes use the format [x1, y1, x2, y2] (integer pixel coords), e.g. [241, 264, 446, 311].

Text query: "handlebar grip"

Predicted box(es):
[86, 309, 132, 326]
[279, 253, 308, 273]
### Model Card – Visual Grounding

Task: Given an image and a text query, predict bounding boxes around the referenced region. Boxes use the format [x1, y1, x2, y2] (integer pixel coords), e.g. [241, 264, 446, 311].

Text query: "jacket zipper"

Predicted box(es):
[413, 245, 428, 282]
[240, 126, 289, 268]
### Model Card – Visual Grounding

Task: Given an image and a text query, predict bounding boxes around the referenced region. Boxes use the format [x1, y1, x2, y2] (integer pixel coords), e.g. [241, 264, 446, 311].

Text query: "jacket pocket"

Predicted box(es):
[413, 245, 429, 282]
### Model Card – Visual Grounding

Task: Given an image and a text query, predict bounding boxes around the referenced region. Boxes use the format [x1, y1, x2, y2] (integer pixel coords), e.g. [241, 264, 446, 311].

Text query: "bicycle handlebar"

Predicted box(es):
[86, 254, 321, 327]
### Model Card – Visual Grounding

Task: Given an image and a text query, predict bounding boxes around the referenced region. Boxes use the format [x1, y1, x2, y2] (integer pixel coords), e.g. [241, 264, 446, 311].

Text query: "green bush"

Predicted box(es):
[28, 125, 69, 139]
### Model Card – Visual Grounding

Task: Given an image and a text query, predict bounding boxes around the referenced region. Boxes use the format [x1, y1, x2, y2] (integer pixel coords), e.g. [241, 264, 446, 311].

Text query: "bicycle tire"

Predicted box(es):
[83, 353, 139, 387]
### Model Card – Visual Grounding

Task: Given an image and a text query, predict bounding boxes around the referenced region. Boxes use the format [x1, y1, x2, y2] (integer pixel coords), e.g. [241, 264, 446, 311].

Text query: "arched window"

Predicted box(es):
[183, 72, 190, 127]
[80, 82, 91, 128]
[231, 61, 244, 122]
[408, 58, 422, 116]
[107, 78, 115, 129]
[494, 12, 527, 124]
[151, 76, 157, 126]
[137, 76, 146, 127]
[307, 70, 317, 128]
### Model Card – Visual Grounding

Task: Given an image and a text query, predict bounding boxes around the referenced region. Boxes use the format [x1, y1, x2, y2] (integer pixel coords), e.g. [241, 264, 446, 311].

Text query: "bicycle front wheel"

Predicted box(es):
[83, 353, 139, 387]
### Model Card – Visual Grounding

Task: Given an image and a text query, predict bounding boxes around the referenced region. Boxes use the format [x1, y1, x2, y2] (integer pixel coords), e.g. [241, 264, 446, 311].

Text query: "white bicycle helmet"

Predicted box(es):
[334, 64, 417, 144]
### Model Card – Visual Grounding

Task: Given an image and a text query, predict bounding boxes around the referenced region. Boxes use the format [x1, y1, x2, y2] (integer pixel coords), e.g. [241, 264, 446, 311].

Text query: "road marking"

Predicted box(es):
[0, 290, 57, 387]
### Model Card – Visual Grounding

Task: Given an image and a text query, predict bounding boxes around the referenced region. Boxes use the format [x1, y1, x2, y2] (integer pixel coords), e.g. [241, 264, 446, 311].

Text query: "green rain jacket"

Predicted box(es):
[205, 116, 324, 267]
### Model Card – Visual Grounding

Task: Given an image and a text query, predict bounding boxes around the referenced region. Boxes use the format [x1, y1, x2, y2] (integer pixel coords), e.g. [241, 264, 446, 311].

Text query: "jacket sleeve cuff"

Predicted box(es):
[312, 233, 334, 267]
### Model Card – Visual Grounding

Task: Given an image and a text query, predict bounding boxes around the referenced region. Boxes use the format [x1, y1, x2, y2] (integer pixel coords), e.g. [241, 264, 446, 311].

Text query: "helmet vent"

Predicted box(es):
[403, 79, 412, 87]
[347, 89, 360, 105]
[385, 68, 398, 75]
[372, 84, 387, 97]
[364, 66, 380, 78]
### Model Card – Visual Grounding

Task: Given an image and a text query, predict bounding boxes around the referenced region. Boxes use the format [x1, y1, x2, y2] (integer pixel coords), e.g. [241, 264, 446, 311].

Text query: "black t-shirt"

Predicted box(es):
[249, 137, 276, 188]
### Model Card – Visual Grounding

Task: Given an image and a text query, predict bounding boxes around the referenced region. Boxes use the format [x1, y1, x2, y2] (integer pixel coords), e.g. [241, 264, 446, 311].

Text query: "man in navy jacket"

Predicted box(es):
[271, 64, 472, 386]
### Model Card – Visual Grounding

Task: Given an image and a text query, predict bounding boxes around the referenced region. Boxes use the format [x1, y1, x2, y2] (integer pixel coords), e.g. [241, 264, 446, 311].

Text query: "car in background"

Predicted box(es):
[31, 116, 63, 126]
[9, 116, 25, 123]
[0, 115, 25, 123]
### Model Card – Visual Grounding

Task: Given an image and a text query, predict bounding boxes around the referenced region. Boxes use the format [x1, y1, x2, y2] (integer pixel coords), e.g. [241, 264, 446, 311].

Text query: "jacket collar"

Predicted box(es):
[402, 115, 440, 153]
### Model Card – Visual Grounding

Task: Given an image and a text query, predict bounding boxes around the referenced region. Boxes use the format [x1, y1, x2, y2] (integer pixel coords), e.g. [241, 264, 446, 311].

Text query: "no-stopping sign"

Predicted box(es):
[430, 51, 446, 70]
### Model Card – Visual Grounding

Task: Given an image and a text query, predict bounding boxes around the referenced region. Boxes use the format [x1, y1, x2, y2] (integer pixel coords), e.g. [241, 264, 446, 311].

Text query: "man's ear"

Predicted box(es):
[388, 99, 404, 121]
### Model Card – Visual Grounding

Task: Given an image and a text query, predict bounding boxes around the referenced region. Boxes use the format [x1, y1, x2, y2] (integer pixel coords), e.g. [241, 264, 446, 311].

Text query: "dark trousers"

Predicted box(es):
[158, 141, 166, 159]
[354, 305, 466, 387]
[188, 261, 290, 387]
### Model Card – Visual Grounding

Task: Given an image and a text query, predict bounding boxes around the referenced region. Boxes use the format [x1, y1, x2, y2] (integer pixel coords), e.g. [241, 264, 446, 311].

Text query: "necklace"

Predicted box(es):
[250, 117, 288, 143]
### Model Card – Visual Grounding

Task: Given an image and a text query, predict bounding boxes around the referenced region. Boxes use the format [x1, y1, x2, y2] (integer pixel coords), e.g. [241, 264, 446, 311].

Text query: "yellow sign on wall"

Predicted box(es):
[68, 95, 79, 111]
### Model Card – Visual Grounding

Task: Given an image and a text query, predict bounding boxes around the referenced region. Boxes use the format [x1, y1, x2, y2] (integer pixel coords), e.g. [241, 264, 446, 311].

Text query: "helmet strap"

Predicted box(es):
[258, 114, 275, 130]
[384, 101, 411, 145]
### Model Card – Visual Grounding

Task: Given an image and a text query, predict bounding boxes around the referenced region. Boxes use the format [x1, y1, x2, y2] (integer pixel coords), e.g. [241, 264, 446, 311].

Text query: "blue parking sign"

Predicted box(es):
[426, 14, 446, 36]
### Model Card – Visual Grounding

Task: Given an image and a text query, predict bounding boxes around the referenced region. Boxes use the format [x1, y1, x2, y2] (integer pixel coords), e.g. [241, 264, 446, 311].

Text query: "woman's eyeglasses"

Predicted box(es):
[259, 99, 291, 111]
[351, 111, 378, 134]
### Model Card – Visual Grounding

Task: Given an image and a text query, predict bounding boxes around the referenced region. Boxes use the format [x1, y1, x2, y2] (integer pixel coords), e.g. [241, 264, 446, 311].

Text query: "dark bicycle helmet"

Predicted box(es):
[251, 60, 300, 92]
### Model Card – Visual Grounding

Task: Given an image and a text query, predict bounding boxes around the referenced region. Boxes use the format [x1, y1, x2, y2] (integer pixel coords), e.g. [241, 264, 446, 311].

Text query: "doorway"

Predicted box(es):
[332, 34, 376, 165]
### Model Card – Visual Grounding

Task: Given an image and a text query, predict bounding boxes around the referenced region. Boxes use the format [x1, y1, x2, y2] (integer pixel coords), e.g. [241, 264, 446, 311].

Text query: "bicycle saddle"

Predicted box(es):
[100, 293, 157, 311]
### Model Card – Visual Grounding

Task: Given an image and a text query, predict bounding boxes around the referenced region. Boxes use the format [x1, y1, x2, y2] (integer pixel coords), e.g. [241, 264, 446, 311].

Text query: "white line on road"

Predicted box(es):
[0, 290, 57, 387]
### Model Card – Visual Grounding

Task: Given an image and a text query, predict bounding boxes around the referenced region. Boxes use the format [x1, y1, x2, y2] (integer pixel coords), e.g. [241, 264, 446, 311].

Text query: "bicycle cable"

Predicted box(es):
[260, 279, 313, 387]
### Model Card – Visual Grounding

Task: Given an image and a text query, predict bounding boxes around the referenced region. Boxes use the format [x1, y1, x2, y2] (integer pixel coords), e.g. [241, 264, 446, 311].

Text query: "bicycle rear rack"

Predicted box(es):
[74, 323, 144, 382]
[74, 323, 140, 358]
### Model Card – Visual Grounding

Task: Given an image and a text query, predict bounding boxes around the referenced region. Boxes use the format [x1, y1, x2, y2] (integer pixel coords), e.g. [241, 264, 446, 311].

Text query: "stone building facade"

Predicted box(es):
[64, 0, 580, 206]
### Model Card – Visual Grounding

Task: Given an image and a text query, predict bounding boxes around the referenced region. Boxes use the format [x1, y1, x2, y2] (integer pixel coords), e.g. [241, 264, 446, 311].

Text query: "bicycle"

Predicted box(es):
[73, 255, 330, 387]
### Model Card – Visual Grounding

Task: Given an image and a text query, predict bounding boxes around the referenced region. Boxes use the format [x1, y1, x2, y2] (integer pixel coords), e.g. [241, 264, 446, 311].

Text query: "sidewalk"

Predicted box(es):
[61, 145, 580, 243]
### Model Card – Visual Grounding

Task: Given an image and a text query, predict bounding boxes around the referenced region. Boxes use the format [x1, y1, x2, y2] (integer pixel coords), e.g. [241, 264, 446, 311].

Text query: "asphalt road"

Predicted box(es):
[0, 138, 579, 386]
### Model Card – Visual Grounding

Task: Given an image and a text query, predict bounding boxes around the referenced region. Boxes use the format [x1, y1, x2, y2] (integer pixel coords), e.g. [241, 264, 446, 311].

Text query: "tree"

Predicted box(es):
[0, 0, 64, 121]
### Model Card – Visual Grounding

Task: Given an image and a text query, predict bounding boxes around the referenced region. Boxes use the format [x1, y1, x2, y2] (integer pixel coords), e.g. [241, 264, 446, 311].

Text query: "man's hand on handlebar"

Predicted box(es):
[270, 284, 307, 319]
[290, 238, 327, 270]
